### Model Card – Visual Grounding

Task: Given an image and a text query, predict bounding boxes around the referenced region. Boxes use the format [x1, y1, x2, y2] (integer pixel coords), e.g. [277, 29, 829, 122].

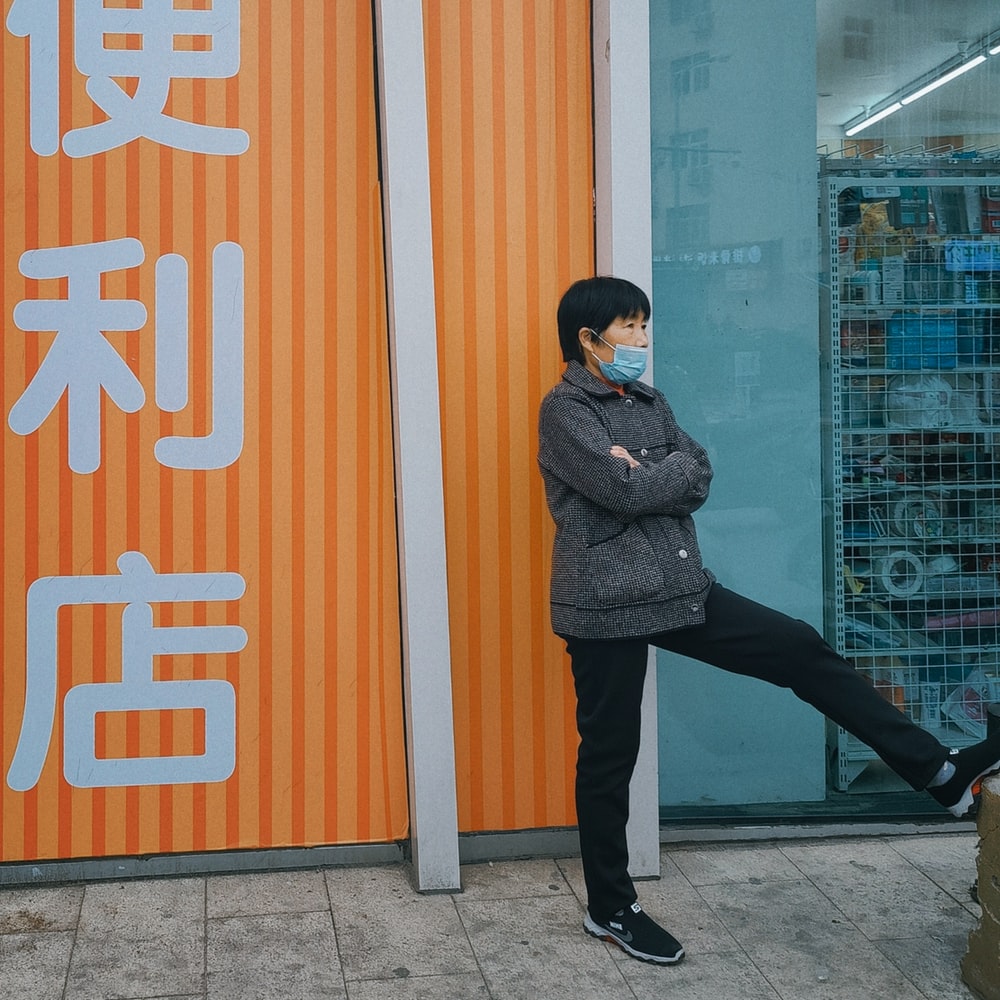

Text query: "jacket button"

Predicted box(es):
[624, 398, 634, 407]
[640, 448, 648, 457]
[678, 549, 688, 558]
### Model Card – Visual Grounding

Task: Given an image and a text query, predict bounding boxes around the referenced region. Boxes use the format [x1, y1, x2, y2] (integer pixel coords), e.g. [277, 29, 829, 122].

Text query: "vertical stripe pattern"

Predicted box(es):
[1, 1, 407, 862]
[422, 2, 595, 831]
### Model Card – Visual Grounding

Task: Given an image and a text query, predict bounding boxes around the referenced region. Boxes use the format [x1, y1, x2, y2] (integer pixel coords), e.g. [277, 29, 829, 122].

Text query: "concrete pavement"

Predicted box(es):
[0, 830, 984, 1000]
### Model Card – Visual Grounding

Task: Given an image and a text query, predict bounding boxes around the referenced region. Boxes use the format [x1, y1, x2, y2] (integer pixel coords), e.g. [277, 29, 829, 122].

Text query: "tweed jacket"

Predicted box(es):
[537, 360, 715, 639]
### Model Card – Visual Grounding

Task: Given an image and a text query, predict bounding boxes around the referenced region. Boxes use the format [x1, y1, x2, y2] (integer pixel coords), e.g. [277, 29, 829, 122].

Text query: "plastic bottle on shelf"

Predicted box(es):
[848, 258, 881, 305]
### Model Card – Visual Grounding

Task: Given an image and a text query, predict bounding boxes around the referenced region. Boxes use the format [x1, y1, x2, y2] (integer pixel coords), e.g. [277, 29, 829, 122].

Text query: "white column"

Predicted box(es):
[592, 0, 660, 880]
[373, 0, 461, 892]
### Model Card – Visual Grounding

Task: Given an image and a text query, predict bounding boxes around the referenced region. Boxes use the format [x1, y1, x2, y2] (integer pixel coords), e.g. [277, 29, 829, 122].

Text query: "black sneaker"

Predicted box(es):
[583, 901, 684, 965]
[928, 733, 1000, 818]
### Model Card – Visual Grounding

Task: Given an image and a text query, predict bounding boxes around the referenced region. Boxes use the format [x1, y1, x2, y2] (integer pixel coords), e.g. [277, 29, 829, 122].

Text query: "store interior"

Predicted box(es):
[817, 0, 1000, 158]
[812, 1, 1000, 816]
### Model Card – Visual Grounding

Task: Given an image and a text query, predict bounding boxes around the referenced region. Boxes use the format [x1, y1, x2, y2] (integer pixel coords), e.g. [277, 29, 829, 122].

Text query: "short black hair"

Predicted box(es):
[556, 276, 651, 363]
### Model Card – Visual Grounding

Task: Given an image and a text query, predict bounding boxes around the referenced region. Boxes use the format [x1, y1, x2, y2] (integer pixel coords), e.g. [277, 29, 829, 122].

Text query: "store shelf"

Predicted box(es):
[821, 168, 1000, 791]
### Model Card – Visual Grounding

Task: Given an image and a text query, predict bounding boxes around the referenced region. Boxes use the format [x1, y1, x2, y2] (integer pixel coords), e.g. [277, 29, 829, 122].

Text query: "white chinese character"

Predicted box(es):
[6, 551, 247, 791]
[8, 238, 245, 473]
[6, 0, 249, 157]
[8, 238, 148, 474]
[153, 242, 245, 470]
[6, 0, 60, 156]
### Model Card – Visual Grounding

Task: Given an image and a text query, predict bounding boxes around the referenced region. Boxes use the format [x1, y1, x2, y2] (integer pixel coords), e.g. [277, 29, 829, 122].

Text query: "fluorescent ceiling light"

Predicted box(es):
[845, 102, 903, 137]
[841, 27, 999, 137]
[900, 55, 987, 105]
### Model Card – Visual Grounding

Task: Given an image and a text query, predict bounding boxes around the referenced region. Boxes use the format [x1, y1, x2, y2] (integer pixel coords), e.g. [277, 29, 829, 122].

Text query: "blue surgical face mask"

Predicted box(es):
[589, 331, 648, 385]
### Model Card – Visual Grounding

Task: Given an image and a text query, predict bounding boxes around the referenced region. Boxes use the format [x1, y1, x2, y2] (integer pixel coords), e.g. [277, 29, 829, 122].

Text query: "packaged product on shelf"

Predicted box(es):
[884, 374, 953, 428]
[887, 187, 930, 229]
[965, 186, 984, 235]
[856, 200, 910, 260]
[981, 186, 1000, 234]
[885, 313, 958, 370]
[980, 372, 1000, 423]
[986, 671, 1000, 704]
[941, 668, 993, 739]
[944, 239, 1000, 273]
[976, 500, 1000, 536]
[922, 572, 997, 595]
[840, 319, 883, 367]
[844, 376, 883, 427]
[873, 549, 924, 597]
[848, 259, 881, 304]
[881, 254, 905, 305]
[888, 496, 943, 538]
[920, 681, 942, 726]
[956, 316, 985, 365]
[932, 188, 981, 235]
[903, 262, 947, 303]
[924, 608, 1000, 630]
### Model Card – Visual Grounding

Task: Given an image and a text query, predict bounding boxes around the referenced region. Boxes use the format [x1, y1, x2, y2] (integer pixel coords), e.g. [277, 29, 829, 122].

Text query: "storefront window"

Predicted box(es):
[651, 0, 1000, 816]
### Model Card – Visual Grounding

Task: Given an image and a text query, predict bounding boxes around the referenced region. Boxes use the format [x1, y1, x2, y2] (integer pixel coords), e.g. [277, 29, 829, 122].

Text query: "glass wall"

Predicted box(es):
[649, 1, 823, 808]
[651, 0, 1000, 812]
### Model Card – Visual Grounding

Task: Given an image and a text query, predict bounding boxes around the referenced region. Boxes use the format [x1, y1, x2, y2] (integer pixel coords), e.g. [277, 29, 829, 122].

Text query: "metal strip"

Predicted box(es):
[372, 0, 460, 892]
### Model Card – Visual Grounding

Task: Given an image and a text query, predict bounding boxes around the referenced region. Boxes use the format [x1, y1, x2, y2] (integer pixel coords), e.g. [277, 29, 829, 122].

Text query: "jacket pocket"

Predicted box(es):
[576, 522, 668, 609]
[647, 516, 706, 597]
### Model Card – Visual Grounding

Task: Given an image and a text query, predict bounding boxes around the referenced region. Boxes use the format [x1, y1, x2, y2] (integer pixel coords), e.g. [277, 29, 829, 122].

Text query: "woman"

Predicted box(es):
[537, 275, 1000, 966]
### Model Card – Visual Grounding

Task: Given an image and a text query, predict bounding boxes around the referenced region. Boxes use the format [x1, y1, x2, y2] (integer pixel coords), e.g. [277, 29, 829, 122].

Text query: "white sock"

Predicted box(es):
[928, 760, 956, 788]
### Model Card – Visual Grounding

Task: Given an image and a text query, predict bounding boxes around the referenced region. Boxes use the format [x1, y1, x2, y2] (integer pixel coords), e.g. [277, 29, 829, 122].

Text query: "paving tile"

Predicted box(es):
[459, 858, 572, 900]
[457, 894, 632, 1000]
[779, 838, 976, 941]
[618, 950, 781, 1000]
[697, 877, 928, 999]
[64, 878, 206, 1000]
[346, 972, 490, 1000]
[888, 832, 983, 913]
[0, 884, 83, 933]
[207, 868, 330, 918]
[325, 866, 477, 981]
[669, 843, 804, 887]
[553, 854, 589, 902]
[207, 910, 345, 1000]
[0, 929, 75, 1000]
[875, 933, 977, 1000]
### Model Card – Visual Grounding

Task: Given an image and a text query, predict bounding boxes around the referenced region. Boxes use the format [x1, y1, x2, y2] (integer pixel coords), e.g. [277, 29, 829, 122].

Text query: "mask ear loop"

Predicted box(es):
[585, 329, 605, 367]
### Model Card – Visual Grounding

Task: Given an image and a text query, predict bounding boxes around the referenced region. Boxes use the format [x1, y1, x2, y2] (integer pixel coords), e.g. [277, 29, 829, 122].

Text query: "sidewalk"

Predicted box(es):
[0, 830, 983, 1000]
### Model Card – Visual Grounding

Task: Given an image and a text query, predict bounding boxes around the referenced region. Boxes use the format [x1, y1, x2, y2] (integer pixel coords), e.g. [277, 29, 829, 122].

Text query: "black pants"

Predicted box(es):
[564, 583, 949, 923]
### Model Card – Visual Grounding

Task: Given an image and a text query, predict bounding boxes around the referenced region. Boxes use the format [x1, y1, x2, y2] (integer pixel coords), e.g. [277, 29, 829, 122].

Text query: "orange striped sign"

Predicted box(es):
[1, 0, 407, 862]
[422, 1, 595, 833]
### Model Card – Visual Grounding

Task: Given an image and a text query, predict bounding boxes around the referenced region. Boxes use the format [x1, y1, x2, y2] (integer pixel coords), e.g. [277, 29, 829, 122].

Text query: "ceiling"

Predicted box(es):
[817, 0, 1000, 145]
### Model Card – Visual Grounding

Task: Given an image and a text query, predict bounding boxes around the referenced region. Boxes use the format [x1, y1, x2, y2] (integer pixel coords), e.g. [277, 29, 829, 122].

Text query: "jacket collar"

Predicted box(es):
[562, 359, 656, 400]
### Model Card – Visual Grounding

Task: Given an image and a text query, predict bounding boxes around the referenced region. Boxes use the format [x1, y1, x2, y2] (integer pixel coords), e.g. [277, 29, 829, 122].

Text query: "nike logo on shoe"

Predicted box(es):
[608, 921, 633, 942]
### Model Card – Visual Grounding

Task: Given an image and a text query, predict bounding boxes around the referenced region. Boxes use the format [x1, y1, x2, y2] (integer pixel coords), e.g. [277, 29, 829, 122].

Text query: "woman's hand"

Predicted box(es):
[610, 444, 640, 469]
